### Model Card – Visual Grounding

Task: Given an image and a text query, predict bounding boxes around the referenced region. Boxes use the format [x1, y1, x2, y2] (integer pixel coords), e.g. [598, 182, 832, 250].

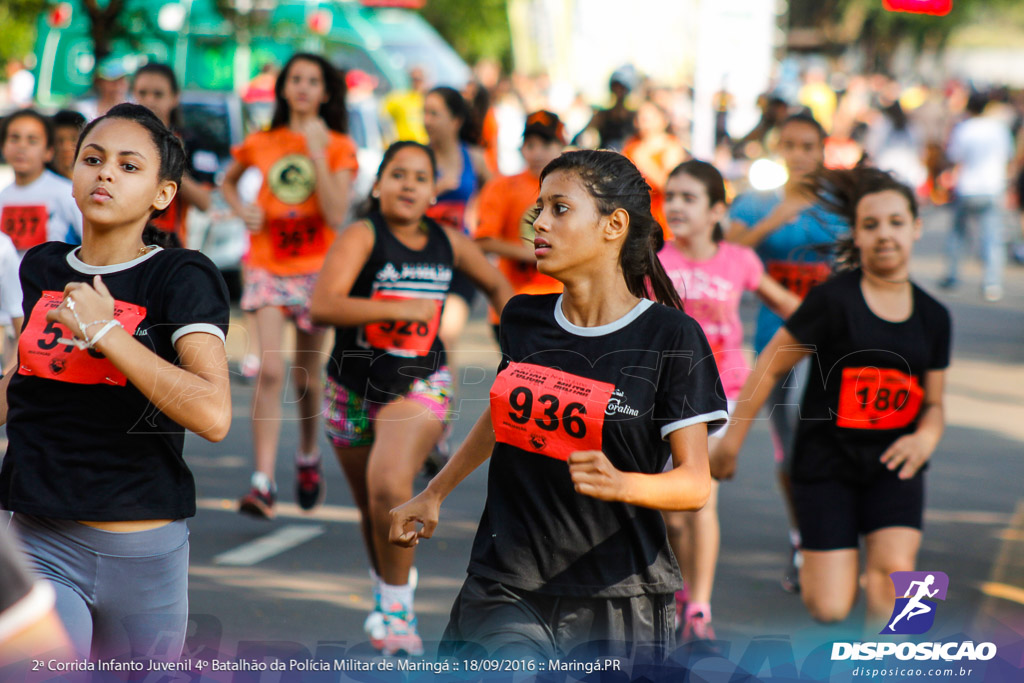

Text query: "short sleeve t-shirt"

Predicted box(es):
[475, 171, 561, 294]
[468, 294, 728, 598]
[784, 270, 951, 484]
[658, 241, 763, 399]
[232, 128, 358, 276]
[0, 170, 83, 253]
[0, 232, 22, 324]
[729, 190, 848, 352]
[0, 243, 231, 520]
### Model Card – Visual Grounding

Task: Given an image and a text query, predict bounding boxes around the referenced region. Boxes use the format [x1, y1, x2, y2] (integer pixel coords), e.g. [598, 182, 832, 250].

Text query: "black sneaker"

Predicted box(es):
[296, 458, 325, 511]
[239, 486, 276, 519]
[782, 545, 802, 593]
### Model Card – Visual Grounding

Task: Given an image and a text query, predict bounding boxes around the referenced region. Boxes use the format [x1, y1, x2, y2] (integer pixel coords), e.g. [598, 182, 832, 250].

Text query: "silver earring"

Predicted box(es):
[372, 191, 380, 198]
[430, 198, 437, 205]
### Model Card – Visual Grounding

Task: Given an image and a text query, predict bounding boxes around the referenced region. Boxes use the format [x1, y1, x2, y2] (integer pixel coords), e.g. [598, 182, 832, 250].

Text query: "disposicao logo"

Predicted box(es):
[831, 571, 998, 663]
[884, 570, 948, 635]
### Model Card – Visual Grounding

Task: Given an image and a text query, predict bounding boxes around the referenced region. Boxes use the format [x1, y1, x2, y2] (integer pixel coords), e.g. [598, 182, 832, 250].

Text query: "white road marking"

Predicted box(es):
[214, 525, 325, 566]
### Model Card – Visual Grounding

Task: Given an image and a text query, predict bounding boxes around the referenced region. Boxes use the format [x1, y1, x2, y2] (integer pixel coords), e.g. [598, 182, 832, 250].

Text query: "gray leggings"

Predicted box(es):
[9, 513, 189, 661]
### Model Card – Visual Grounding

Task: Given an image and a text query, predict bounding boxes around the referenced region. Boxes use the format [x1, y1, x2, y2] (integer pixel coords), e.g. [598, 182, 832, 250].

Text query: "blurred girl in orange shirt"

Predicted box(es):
[222, 53, 359, 519]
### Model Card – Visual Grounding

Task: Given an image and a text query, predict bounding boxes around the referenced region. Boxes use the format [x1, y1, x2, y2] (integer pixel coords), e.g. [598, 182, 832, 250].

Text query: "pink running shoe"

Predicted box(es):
[673, 586, 689, 633]
[682, 604, 716, 641]
[379, 602, 424, 657]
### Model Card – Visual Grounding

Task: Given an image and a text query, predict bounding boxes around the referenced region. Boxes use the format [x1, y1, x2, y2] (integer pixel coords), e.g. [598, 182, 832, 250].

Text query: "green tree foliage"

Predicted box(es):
[1, 0, 129, 72]
[419, 0, 511, 69]
[0, 0, 47, 69]
[791, 0, 1022, 68]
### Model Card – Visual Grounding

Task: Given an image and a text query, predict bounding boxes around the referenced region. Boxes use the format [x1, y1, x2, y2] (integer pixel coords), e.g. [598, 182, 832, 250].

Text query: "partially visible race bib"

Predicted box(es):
[836, 366, 924, 430]
[426, 201, 466, 233]
[490, 362, 614, 461]
[1, 205, 48, 251]
[767, 260, 831, 299]
[268, 216, 327, 260]
[363, 292, 442, 357]
[18, 291, 146, 386]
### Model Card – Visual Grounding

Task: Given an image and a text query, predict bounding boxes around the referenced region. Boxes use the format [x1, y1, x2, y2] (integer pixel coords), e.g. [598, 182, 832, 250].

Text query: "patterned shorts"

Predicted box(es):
[240, 266, 324, 334]
[323, 368, 454, 449]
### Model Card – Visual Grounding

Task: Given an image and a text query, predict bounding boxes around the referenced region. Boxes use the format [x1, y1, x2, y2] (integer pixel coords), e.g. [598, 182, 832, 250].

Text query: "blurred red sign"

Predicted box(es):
[360, 0, 426, 7]
[882, 0, 952, 15]
[47, 2, 73, 28]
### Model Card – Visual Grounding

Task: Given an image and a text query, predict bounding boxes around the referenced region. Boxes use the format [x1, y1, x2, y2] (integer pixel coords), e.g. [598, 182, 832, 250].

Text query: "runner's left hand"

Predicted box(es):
[568, 450, 627, 502]
[880, 433, 931, 480]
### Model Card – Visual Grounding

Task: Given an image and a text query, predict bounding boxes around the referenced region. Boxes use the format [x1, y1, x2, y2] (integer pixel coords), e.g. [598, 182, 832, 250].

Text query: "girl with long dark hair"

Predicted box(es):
[1, 103, 231, 661]
[222, 53, 358, 519]
[390, 150, 727, 662]
[311, 140, 513, 656]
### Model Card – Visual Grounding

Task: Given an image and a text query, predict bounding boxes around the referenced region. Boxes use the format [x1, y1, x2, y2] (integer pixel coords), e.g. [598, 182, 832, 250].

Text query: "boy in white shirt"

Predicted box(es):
[0, 110, 83, 254]
[0, 231, 22, 371]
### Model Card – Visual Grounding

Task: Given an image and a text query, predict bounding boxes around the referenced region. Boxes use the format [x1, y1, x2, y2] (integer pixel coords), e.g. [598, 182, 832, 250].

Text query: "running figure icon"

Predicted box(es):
[888, 574, 939, 632]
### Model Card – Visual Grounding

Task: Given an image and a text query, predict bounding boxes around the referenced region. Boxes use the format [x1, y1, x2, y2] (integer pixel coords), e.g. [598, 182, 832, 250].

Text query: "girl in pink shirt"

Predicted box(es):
[658, 160, 799, 641]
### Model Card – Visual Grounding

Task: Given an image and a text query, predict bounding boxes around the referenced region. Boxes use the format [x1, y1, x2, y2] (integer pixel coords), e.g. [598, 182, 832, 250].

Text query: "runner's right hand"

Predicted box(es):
[399, 299, 438, 323]
[708, 435, 740, 480]
[389, 491, 441, 548]
[240, 204, 264, 232]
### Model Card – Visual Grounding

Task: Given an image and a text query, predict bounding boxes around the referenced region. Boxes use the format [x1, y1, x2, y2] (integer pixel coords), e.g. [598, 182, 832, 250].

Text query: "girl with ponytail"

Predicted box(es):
[390, 149, 728, 662]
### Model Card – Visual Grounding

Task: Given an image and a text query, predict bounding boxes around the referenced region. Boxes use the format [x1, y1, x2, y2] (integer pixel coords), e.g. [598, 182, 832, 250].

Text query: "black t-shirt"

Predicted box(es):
[328, 211, 453, 403]
[784, 270, 951, 483]
[468, 294, 728, 598]
[1, 243, 230, 520]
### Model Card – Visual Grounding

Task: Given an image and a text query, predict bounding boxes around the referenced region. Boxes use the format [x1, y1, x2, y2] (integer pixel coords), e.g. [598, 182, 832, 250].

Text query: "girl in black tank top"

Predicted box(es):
[310, 142, 513, 656]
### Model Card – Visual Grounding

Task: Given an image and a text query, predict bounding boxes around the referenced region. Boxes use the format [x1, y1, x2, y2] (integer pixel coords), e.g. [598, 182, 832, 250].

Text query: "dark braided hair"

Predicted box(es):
[75, 102, 186, 220]
[805, 166, 917, 271]
[539, 150, 683, 310]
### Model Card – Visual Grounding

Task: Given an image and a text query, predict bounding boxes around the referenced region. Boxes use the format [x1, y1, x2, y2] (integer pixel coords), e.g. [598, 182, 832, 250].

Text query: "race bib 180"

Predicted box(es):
[836, 366, 924, 430]
[490, 362, 614, 461]
[767, 260, 831, 300]
[18, 291, 146, 386]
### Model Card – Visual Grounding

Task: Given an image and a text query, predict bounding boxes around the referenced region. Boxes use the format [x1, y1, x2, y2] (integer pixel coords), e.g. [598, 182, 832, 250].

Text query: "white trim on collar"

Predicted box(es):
[553, 294, 653, 337]
[66, 246, 164, 275]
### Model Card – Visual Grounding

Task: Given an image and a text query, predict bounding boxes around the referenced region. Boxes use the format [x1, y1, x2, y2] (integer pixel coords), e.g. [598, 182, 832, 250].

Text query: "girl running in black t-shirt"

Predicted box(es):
[310, 141, 513, 656]
[0, 103, 231, 661]
[711, 167, 950, 629]
[390, 150, 727, 663]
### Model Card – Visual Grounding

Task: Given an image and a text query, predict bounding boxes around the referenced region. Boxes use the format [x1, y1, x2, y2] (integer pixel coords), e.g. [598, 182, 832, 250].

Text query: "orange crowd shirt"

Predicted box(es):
[622, 136, 679, 242]
[476, 171, 562, 296]
[480, 107, 500, 174]
[232, 127, 358, 276]
[150, 193, 188, 245]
